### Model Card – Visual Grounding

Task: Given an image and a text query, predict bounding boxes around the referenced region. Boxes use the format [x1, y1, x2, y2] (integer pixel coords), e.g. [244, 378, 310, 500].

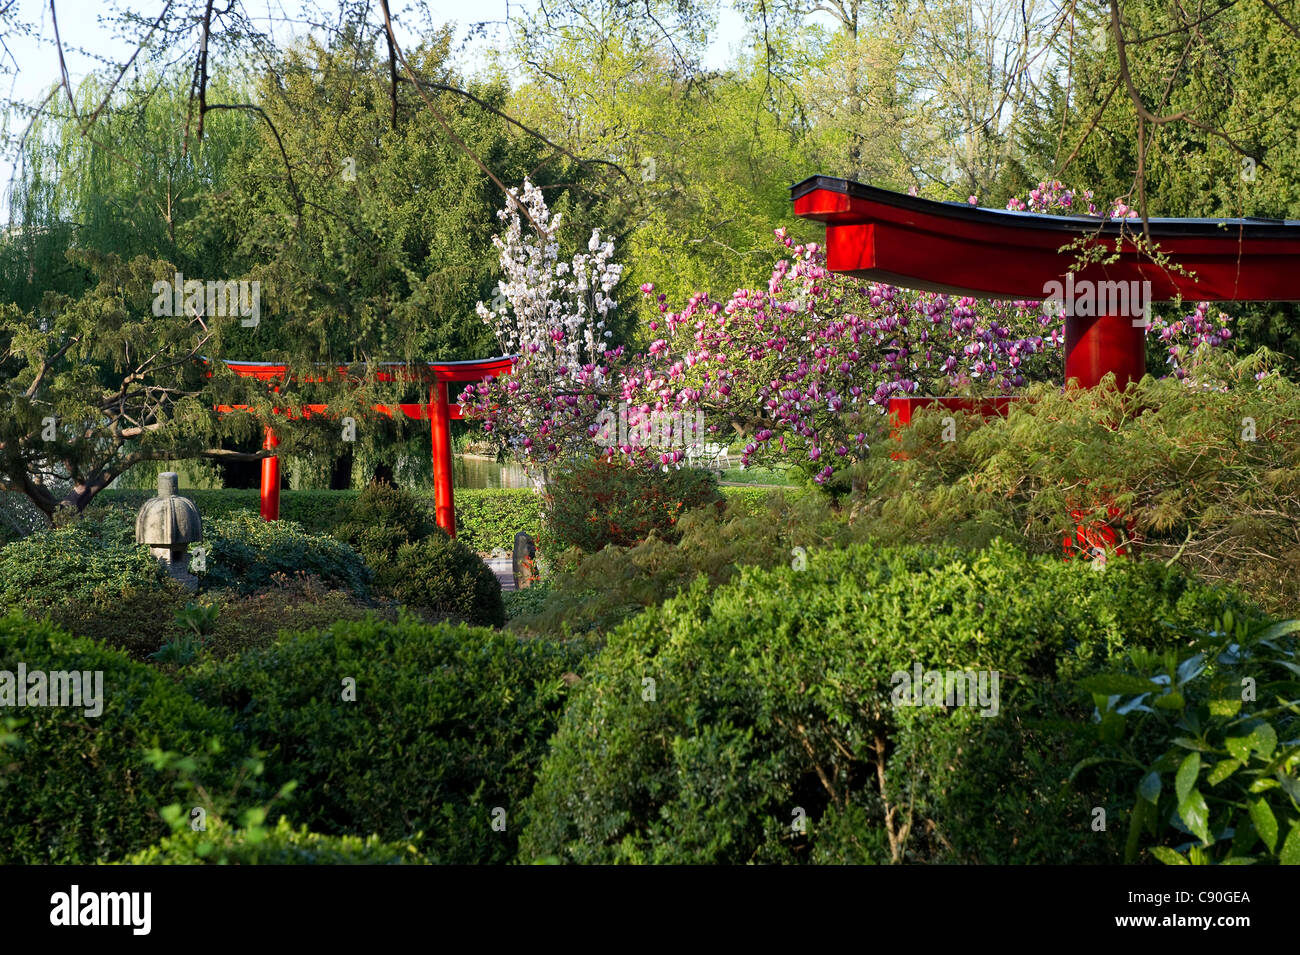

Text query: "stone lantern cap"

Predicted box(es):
[135, 472, 203, 553]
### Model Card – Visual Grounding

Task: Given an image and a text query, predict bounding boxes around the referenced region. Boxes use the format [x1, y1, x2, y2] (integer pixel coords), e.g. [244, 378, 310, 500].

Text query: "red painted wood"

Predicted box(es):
[259, 427, 280, 521]
[1064, 313, 1147, 388]
[792, 179, 1300, 302]
[429, 381, 456, 536]
[218, 358, 507, 523]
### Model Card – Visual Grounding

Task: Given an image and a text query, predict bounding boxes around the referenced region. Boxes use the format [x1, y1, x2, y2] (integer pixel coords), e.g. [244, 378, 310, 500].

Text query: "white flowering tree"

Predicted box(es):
[458, 180, 625, 473]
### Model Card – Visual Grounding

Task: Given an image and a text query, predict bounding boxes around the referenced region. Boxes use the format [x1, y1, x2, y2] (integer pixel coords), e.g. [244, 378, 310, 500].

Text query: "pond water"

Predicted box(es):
[452, 454, 531, 489]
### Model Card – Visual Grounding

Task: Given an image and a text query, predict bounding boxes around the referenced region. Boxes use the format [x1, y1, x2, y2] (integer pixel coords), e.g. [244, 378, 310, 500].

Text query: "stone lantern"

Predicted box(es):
[135, 472, 203, 589]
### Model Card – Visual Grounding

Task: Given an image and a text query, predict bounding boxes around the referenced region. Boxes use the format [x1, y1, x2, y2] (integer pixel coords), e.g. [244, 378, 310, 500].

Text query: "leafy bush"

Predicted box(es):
[44, 574, 391, 662]
[185, 618, 590, 864]
[335, 482, 437, 588]
[0, 509, 166, 612]
[544, 459, 723, 554]
[203, 513, 370, 598]
[387, 535, 505, 627]
[122, 816, 423, 865]
[856, 351, 1300, 615]
[93, 489, 357, 535]
[503, 580, 552, 621]
[202, 575, 398, 659]
[0, 613, 252, 863]
[513, 489, 852, 637]
[335, 483, 502, 626]
[1079, 612, 1300, 864]
[518, 541, 1258, 864]
[454, 488, 544, 553]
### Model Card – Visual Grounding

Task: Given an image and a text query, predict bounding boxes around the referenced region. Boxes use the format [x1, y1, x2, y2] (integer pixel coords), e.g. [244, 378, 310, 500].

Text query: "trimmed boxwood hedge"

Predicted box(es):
[121, 816, 424, 865]
[0, 613, 252, 864]
[88, 486, 778, 552]
[184, 617, 590, 864]
[517, 540, 1259, 864]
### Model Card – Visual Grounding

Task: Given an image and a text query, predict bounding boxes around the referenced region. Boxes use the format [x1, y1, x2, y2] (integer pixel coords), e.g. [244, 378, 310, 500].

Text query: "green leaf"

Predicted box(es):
[1150, 846, 1189, 865]
[1206, 759, 1242, 786]
[1250, 723, 1278, 759]
[1176, 752, 1201, 804]
[1209, 698, 1242, 717]
[1248, 798, 1279, 853]
[1225, 734, 1252, 762]
[1138, 771, 1162, 805]
[1280, 823, 1300, 865]
[1178, 790, 1212, 845]
[1079, 673, 1164, 696]
[1258, 619, 1300, 643]
[1154, 691, 1185, 710]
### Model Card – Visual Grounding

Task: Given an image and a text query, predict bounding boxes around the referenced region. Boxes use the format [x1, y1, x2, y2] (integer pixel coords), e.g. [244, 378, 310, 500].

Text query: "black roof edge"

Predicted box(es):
[790, 175, 1299, 238]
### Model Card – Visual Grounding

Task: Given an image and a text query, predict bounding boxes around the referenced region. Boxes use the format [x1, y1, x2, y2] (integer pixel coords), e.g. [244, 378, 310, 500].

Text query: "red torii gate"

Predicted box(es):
[217, 357, 513, 536]
[791, 174, 1300, 404]
[792, 176, 1300, 557]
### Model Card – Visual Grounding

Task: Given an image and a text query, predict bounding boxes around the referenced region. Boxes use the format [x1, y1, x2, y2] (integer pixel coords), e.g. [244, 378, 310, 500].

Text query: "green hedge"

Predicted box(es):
[0, 510, 166, 611]
[518, 540, 1258, 864]
[0, 613, 252, 864]
[89, 486, 778, 553]
[122, 817, 424, 865]
[185, 617, 590, 864]
[91, 489, 356, 534]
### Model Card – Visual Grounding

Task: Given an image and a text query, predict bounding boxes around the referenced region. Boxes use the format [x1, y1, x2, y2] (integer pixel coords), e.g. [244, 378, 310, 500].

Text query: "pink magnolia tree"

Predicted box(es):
[461, 180, 1237, 486]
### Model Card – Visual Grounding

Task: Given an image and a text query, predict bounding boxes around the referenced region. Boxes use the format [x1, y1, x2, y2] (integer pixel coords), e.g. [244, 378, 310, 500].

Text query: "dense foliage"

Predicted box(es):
[122, 816, 423, 865]
[0, 509, 165, 612]
[519, 541, 1263, 864]
[854, 350, 1300, 615]
[544, 459, 723, 554]
[185, 618, 589, 863]
[0, 614, 252, 864]
[203, 514, 371, 599]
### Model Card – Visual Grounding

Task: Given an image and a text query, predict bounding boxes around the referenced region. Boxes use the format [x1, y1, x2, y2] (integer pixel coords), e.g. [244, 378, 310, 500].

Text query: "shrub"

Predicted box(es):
[0, 509, 166, 612]
[0, 613, 251, 863]
[454, 488, 544, 553]
[544, 459, 723, 554]
[43, 574, 390, 662]
[93, 489, 357, 535]
[46, 583, 190, 659]
[334, 483, 502, 625]
[202, 575, 398, 659]
[335, 482, 437, 589]
[503, 580, 552, 621]
[856, 351, 1300, 615]
[518, 541, 1259, 864]
[1078, 612, 1300, 864]
[387, 535, 505, 628]
[203, 513, 370, 598]
[511, 489, 854, 637]
[122, 816, 424, 865]
[184, 617, 590, 864]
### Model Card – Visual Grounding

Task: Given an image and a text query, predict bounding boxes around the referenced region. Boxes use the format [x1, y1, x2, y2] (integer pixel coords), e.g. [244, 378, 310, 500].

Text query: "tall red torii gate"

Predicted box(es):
[217, 356, 514, 536]
[791, 174, 1300, 407]
[792, 176, 1300, 558]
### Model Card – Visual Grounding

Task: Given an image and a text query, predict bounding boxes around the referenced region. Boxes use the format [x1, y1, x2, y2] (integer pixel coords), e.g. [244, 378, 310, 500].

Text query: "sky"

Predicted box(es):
[0, 0, 751, 223]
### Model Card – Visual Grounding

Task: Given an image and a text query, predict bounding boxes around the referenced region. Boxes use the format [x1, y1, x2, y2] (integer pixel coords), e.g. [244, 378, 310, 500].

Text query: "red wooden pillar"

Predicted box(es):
[429, 380, 456, 536]
[260, 426, 280, 521]
[1062, 312, 1146, 390]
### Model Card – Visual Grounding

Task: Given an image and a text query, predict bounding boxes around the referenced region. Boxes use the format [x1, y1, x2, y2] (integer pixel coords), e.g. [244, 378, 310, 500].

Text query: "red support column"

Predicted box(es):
[1064, 312, 1147, 389]
[260, 427, 280, 521]
[429, 381, 457, 536]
